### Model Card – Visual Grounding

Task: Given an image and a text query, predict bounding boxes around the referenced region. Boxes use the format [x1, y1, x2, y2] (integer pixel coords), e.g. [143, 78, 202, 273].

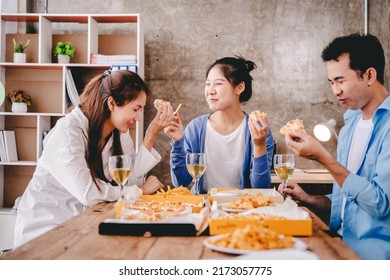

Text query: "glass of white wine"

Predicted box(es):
[186, 153, 207, 196]
[273, 154, 296, 195]
[108, 154, 133, 217]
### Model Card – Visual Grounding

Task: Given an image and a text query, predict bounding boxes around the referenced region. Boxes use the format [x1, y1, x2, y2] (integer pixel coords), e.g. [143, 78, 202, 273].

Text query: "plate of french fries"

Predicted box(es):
[204, 224, 307, 255]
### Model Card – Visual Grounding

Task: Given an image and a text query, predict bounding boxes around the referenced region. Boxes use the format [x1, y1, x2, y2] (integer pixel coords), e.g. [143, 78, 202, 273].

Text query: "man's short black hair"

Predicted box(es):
[321, 33, 385, 84]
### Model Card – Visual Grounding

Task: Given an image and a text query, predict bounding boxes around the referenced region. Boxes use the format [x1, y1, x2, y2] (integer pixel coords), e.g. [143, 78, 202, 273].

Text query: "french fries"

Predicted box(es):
[174, 104, 182, 114]
[209, 224, 294, 250]
[156, 185, 193, 196]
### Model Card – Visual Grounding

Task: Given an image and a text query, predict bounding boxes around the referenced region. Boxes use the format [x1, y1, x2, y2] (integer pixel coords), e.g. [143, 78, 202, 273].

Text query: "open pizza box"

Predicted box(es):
[208, 197, 312, 236]
[99, 199, 209, 237]
[208, 188, 284, 204]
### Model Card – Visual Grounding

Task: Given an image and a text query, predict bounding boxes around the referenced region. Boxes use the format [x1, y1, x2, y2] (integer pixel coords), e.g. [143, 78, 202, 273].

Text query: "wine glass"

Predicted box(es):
[186, 153, 207, 196]
[273, 154, 296, 196]
[108, 154, 133, 217]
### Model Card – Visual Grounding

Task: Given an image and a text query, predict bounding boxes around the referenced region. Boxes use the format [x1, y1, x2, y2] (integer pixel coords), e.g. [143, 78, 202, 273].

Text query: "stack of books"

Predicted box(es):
[90, 54, 137, 65]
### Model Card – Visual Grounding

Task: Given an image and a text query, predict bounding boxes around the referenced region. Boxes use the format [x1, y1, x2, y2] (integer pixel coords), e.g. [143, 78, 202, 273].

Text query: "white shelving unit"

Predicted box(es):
[0, 13, 144, 214]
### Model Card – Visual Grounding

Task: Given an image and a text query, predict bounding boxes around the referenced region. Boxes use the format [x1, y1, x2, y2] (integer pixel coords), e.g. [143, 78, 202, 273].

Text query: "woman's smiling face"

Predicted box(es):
[204, 66, 241, 112]
[109, 91, 147, 133]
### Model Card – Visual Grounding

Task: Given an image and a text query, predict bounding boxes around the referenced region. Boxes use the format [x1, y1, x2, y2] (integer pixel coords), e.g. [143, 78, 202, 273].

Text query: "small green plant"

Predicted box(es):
[13, 38, 30, 53]
[53, 41, 75, 58]
[7, 89, 32, 107]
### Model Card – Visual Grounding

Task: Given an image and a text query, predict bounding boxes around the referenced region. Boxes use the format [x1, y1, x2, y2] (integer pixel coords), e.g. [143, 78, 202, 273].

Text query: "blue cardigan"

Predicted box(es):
[170, 114, 274, 193]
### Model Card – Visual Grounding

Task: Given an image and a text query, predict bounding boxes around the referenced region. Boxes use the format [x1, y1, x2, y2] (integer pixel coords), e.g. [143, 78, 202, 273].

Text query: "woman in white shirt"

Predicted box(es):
[14, 69, 174, 248]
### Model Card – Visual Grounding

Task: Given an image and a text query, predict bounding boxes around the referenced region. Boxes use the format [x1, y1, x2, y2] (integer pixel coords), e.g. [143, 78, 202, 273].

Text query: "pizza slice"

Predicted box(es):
[249, 110, 267, 122]
[153, 99, 169, 110]
[280, 119, 305, 135]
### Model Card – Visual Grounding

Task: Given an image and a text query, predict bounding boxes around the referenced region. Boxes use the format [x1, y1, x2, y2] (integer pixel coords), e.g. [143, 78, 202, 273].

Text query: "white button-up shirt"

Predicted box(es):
[14, 107, 161, 248]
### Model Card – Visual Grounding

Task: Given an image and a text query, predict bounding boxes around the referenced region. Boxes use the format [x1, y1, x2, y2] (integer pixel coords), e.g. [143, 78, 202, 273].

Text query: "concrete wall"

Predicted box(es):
[21, 0, 390, 186]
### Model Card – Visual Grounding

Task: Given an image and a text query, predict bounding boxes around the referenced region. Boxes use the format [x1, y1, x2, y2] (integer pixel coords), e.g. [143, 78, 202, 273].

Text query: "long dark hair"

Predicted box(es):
[79, 70, 149, 185]
[206, 55, 257, 102]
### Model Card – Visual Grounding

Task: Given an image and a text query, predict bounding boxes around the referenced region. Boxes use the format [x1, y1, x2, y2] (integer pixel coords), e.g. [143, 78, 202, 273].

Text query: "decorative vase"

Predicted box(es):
[13, 53, 26, 63]
[11, 102, 28, 113]
[57, 54, 70, 64]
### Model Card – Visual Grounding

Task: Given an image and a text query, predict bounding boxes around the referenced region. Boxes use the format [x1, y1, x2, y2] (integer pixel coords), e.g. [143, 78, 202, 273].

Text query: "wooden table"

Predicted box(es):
[2, 202, 360, 260]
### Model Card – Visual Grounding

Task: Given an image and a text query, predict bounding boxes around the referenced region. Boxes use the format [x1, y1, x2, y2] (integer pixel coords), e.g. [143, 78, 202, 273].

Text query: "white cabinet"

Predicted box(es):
[0, 13, 144, 211]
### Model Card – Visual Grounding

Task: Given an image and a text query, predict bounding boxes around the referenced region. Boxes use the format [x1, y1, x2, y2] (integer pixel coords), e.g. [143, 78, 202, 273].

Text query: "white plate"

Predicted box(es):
[235, 249, 319, 260]
[204, 234, 307, 255]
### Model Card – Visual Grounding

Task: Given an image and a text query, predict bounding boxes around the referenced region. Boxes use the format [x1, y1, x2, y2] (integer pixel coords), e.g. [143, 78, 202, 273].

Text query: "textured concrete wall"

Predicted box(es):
[23, 0, 390, 186]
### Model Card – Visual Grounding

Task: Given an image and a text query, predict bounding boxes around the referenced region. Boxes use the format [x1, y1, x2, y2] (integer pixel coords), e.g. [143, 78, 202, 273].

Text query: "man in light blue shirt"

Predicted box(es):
[280, 33, 390, 260]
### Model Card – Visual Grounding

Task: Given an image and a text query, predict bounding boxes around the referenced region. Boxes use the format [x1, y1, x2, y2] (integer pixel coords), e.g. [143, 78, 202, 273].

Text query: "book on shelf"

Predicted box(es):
[0, 131, 7, 162]
[0, 130, 19, 162]
[111, 65, 138, 72]
[65, 68, 80, 108]
[3, 130, 18, 162]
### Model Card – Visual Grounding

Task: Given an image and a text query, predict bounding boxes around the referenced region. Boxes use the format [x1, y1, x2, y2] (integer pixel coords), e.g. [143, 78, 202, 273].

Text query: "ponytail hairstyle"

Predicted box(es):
[206, 55, 257, 102]
[79, 70, 149, 186]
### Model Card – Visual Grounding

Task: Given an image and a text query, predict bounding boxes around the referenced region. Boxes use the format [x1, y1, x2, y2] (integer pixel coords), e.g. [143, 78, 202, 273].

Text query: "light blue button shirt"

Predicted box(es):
[328, 94, 390, 259]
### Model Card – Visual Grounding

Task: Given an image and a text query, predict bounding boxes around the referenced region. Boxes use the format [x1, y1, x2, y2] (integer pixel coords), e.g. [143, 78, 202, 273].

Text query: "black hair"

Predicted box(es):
[206, 55, 257, 102]
[321, 33, 385, 84]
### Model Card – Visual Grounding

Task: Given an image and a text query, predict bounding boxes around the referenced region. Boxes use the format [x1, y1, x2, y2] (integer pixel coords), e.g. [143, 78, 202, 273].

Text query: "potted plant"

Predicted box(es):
[7, 89, 32, 113]
[53, 41, 75, 64]
[13, 38, 30, 63]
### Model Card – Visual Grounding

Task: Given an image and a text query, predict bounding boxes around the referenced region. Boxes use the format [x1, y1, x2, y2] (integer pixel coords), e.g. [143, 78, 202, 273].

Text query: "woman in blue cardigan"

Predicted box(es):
[165, 56, 274, 194]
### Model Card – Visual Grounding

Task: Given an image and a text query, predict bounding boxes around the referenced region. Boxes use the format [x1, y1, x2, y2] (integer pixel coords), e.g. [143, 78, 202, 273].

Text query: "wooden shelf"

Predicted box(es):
[0, 14, 39, 22]
[0, 13, 144, 209]
[0, 62, 64, 69]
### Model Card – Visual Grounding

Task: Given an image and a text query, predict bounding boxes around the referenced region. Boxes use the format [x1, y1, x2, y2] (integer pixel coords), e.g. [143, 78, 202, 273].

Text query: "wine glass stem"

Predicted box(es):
[282, 179, 287, 190]
[194, 178, 200, 196]
[119, 184, 125, 199]
[282, 179, 290, 199]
